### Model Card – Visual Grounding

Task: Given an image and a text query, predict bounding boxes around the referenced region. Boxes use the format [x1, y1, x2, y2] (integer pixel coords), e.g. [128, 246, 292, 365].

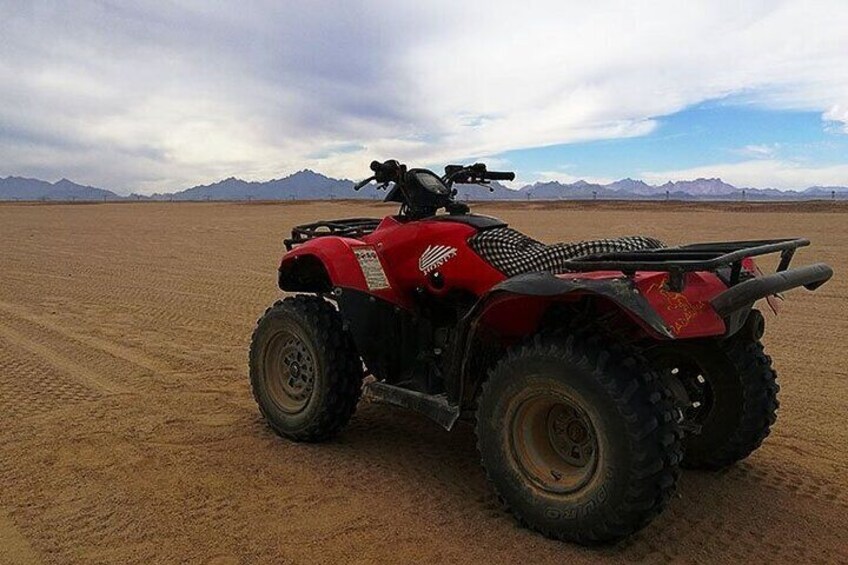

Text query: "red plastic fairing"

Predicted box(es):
[472, 289, 667, 346]
[280, 236, 405, 305]
[476, 294, 552, 339]
[280, 216, 507, 309]
[552, 270, 727, 338]
[282, 213, 729, 339]
[361, 217, 506, 298]
[633, 271, 727, 338]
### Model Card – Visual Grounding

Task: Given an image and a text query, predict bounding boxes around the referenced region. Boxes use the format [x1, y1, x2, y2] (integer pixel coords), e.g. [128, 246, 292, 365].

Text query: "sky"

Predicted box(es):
[1, 1, 847, 194]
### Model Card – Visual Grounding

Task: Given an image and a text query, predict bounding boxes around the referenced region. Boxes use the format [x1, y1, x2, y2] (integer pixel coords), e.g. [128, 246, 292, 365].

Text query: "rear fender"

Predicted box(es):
[632, 271, 727, 338]
[477, 271, 683, 340]
[451, 271, 726, 406]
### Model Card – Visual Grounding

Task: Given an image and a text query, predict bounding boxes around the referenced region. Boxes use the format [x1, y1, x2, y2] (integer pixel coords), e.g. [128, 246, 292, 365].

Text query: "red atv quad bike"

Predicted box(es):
[249, 159, 833, 544]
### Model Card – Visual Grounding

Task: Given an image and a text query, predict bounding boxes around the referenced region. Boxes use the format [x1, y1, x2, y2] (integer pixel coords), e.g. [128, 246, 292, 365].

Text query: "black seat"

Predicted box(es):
[468, 227, 664, 277]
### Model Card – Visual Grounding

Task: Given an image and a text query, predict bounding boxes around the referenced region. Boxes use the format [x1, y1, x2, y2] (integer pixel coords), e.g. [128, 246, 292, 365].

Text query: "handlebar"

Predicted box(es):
[482, 171, 515, 181]
[352, 159, 515, 212]
[353, 175, 375, 191]
[354, 159, 406, 190]
[372, 159, 404, 183]
[443, 163, 515, 185]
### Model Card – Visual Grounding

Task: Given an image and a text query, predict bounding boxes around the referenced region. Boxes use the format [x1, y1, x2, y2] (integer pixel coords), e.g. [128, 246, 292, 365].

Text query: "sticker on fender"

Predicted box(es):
[353, 247, 391, 290]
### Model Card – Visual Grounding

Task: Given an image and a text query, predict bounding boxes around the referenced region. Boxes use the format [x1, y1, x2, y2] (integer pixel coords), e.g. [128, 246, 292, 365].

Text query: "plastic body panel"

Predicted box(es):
[279, 214, 762, 341]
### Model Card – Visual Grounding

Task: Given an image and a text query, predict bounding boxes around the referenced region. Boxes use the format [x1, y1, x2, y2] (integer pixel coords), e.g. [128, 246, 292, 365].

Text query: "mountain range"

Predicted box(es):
[2, 170, 848, 202]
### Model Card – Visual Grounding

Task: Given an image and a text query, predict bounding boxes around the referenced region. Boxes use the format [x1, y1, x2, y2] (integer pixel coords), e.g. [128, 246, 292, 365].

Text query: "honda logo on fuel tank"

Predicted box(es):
[418, 245, 457, 274]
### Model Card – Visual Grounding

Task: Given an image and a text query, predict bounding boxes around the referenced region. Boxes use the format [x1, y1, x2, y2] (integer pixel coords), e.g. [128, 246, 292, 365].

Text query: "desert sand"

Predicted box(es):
[0, 201, 846, 564]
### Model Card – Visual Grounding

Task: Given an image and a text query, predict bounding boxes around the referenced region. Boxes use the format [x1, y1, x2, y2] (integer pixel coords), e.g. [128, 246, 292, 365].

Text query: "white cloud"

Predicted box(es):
[641, 160, 848, 189]
[824, 104, 848, 133]
[735, 144, 778, 158]
[1, 1, 847, 192]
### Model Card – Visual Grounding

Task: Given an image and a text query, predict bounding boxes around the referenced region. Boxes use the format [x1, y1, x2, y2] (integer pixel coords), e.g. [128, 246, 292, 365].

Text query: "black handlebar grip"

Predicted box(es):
[484, 171, 515, 181]
[354, 175, 375, 190]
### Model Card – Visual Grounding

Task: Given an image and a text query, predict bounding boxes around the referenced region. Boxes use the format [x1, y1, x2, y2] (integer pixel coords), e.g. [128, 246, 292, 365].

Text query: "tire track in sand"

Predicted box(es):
[0, 299, 170, 377]
[0, 333, 103, 423]
[0, 299, 249, 434]
[0, 321, 127, 395]
[0, 300, 250, 564]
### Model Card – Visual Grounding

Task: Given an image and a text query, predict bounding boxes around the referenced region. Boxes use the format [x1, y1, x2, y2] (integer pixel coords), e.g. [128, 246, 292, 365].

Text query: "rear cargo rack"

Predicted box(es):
[563, 238, 810, 291]
[284, 218, 381, 250]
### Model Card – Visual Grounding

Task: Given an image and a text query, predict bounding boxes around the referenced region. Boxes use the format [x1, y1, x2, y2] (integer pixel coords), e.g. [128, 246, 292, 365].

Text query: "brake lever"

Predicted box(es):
[464, 177, 494, 191]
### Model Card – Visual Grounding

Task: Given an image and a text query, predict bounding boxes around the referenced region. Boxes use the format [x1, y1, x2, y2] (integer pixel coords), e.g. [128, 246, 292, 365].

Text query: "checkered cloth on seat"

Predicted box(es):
[468, 227, 664, 277]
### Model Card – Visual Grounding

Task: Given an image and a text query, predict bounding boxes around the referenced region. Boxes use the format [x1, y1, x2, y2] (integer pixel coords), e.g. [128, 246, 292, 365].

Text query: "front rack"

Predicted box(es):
[563, 238, 810, 291]
[284, 218, 381, 250]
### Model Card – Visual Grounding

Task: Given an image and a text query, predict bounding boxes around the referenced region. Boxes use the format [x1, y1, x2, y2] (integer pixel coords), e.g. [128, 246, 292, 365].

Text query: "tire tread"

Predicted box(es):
[249, 295, 362, 442]
[475, 332, 682, 544]
[685, 337, 779, 470]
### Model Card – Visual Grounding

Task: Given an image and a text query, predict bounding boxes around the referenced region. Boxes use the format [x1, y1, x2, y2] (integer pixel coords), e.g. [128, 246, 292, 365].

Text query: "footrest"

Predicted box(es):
[363, 381, 460, 430]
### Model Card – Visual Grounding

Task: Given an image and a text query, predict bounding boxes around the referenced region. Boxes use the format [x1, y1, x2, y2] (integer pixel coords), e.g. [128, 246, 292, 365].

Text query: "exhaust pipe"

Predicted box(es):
[711, 263, 833, 317]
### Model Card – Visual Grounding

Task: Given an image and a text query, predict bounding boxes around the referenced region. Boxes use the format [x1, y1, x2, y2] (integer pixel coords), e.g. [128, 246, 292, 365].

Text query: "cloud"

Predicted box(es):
[641, 159, 848, 189]
[824, 104, 848, 133]
[735, 144, 778, 158]
[0, 1, 847, 193]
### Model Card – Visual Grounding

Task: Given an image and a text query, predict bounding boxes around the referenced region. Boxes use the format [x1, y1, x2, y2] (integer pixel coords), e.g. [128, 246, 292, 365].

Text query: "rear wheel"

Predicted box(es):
[476, 334, 682, 544]
[249, 295, 363, 442]
[652, 333, 779, 470]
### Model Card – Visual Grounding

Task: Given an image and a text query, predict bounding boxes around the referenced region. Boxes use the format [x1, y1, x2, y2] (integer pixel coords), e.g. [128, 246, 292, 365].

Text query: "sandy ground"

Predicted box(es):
[0, 201, 846, 564]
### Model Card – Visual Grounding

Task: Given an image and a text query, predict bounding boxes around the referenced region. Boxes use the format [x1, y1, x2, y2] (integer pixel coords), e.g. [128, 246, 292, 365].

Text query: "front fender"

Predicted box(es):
[279, 237, 364, 291]
[278, 237, 401, 304]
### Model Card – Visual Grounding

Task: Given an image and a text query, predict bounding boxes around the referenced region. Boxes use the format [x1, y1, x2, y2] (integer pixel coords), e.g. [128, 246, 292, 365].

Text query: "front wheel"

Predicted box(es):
[249, 295, 363, 442]
[476, 334, 682, 544]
